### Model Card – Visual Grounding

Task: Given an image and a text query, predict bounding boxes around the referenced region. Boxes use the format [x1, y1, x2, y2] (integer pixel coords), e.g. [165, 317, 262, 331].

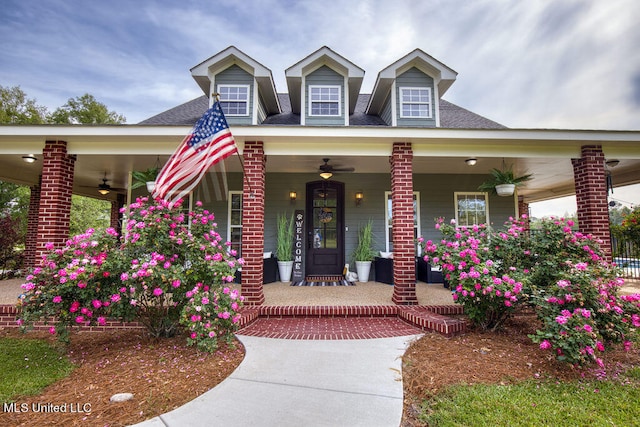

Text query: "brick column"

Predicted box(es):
[390, 142, 418, 305]
[241, 141, 266, 305]
[571, 145, 612, 260]
[110, 193, 126, 236]
[35, 141, 76, 262]
[24, 183, 41, 269]
[518, 196, 530, 232]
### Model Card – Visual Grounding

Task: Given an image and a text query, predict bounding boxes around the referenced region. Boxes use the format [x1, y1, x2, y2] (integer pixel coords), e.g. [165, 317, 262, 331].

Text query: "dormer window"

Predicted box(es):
[309, 85, 341, 116]
[218, 84, 250, 116]
[399, 87, 432, 118]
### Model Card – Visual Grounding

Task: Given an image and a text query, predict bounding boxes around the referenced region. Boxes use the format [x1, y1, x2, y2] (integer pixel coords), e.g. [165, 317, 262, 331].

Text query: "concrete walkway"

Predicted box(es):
[131, 333, 422, 427]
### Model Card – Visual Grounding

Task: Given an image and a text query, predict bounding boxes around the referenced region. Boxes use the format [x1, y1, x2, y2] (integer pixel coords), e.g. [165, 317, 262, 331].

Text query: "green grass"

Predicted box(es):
[420, 379, 640, 426]
[0, 338, 74, 402]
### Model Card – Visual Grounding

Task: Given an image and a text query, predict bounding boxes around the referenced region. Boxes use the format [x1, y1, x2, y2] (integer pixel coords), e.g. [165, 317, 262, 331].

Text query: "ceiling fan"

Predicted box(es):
[318, 158, 355, 179]
[83, 172, 126, 195]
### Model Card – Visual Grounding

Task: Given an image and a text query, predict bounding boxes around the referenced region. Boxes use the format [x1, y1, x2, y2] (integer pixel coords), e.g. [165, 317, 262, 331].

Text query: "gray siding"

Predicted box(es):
[305, 66, 345, 126]
[380, 91, 392, 126]
[216, 65, 253, 126]
[396, 67, 436, 128]
[193, 172, 517, 271]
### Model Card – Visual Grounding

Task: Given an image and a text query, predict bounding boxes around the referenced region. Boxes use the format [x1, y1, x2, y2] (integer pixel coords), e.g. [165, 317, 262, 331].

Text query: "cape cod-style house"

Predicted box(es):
[1, 46, 639, 305]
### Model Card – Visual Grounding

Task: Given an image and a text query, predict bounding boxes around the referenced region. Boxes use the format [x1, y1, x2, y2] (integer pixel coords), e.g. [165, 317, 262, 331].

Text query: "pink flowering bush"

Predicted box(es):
[421, 215, 640, 367]
[19, 197, 245, 346]
[419, 218, 526, 330]
[180, 283, 244, 352]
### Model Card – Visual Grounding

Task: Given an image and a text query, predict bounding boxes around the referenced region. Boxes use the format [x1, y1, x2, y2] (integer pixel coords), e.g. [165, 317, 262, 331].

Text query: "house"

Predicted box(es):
[1, 46, 639, 305]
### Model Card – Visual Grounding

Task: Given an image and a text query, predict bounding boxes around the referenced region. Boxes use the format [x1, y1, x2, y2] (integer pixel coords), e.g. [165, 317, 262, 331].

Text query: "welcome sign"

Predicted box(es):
[292, 210, 305, 283]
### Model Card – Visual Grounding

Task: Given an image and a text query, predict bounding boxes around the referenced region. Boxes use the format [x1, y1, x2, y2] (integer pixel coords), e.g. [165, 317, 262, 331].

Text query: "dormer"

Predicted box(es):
[366, 49, 457, 127]
[285, 46, 365, 126]
[190, 46, 280, 125]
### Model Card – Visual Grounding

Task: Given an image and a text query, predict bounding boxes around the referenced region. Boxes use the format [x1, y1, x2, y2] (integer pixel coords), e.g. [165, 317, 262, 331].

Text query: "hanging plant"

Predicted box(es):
[131, 167, 160, 190]
[478, 166, 532, 196]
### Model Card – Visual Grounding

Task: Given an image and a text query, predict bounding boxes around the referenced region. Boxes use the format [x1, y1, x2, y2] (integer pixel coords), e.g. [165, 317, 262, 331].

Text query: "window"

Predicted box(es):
[385, 191, 421, 252]
[218, 85, 249, 116]
[227, 191, 243, 257]
[309, 85, 341, 116]
[400, 87, 432, 118]
[455, 192, 489, 226]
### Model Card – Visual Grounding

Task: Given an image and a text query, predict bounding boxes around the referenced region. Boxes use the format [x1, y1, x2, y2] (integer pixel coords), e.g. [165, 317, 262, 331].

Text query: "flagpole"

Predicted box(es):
[212, 93, 254, 196]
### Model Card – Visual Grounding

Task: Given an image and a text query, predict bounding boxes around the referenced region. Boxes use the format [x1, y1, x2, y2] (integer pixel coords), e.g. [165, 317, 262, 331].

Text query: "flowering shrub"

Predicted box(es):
[18, 228, 121, 342]
[419, 218, 527, 330]
[180, 284, 244, 352]
[19, 197, 244, 348]
[420, 215, 640, 367]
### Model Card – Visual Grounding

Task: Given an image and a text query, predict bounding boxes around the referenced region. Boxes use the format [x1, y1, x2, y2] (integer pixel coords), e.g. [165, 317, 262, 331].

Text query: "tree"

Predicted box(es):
[0, 85, 49, 124]
[49, 93, 126, 124]
[69, 195, 111, 236]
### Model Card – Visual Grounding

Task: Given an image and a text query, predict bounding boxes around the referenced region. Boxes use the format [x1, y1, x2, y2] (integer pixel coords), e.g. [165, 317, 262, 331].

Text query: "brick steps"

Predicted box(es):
[237, 305, 466, 339]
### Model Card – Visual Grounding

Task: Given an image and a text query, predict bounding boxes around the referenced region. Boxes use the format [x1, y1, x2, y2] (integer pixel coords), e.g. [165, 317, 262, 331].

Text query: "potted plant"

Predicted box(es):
[275, 212, 294, 282]
[478, 166, 532, 197]
[352, 220, 377, 282]
[132, 166, 160, 193]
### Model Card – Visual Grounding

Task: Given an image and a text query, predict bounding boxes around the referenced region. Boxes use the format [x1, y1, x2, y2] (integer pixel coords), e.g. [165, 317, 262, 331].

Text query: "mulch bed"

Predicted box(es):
[0, 329, 245, 427]
[400, 312, 640, 426]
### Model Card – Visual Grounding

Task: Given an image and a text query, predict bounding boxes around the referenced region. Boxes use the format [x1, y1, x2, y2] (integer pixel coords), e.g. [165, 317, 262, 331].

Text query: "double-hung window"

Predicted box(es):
[384, 191, 421, 252]
[227, 191, 243, 257]
[218, 85, 249, 116]
[455, 192, 489, 226]
[309, 85, 341, 116]
[400, 87, 432, 118]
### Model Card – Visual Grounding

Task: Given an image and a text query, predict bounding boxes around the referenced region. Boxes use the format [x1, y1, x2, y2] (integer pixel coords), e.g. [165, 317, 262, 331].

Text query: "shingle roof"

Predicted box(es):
[139, 94, 506, 129]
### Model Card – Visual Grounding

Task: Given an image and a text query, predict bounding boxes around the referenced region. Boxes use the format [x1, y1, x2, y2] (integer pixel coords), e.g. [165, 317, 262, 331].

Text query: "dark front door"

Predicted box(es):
[306, 180, 344, 276]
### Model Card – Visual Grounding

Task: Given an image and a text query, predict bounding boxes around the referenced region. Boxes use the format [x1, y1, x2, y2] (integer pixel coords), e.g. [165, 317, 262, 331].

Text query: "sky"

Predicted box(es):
[1, 0, 639, 215]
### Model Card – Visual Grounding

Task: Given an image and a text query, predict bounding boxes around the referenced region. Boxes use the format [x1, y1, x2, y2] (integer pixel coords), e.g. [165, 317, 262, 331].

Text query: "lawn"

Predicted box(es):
[0, 337, 74, 402]
[420, 379, 640, 426]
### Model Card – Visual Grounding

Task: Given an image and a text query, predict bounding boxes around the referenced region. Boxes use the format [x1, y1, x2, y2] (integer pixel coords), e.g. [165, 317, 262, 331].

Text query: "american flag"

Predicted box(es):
[152, 101, 238, 207]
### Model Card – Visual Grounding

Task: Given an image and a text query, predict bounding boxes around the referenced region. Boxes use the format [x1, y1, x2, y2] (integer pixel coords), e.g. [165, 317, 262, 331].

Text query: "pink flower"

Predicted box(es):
[49, 326, 56, 335]
[77, 281, 87, 289]
[555, 315, 568, 325]
[92, 300, 102, 309]
[624, 341, 632, 352]
[69, 301, 80, 312]
[97, 316, 106, 326]
[153, 288, 163, 296]
[539, 340, 552, 350]
[75, 315, 85, 324]
[583, 324, 593, 333]
[190, 332, 197, 339]
[596, 341, 605, 351]
[208, 331, 216, 338]
[171, 279, 181, 288]
[52, 295, 62, 303]
[201, 297, 209, 305]
[111, 294, 121, 303]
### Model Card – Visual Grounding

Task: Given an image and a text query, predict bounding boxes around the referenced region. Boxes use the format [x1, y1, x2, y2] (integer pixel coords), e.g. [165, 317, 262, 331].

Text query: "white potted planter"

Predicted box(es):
[495, 183, 516, 197]
[277, 260, 294, 283]
[355, 260, 372, 283]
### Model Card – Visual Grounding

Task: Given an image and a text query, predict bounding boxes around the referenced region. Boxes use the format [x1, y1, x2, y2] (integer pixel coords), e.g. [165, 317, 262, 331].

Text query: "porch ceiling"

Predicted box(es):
[0, 125, 639, 203]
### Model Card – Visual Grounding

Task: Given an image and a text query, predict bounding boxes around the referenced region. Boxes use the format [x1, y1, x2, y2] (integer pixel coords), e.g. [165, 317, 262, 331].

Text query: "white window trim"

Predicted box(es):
[217, 84, 250, 116]
[399, 87, 432, 119]
[308, 85, 341, 117]
[384, 191, 421, 253]
[454, 192, 490, 226]
[227, 191, 243, 254]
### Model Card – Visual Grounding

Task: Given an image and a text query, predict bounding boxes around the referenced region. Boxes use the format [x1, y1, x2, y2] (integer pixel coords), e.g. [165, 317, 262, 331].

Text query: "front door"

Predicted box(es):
[306, 180, 344, 276]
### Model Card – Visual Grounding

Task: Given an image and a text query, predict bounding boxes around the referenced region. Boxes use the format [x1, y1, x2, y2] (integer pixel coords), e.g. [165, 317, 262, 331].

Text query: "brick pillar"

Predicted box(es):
[518, 196, 530, 232]
[35, 141, 76, 262]
[110, 193, 126, 236]
[24, 183, 41, 269]
[390, 142, 418, 305]
[241, 141, 266, 305]
[571, 145, 612, 260]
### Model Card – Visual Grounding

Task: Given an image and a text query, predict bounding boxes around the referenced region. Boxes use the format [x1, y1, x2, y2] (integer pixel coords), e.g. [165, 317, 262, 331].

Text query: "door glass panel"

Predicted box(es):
[312, 187, 337, 249]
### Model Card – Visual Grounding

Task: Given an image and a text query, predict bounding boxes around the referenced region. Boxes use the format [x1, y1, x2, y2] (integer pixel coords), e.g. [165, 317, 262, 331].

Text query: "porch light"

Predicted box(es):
[319, 171, 333, 180]
[98, 188, 110, 195]
[22, 155, 37, 163]
[355, 191, 364, 206]
[465, 158, 477, 166]
[289, 191, 297, 201]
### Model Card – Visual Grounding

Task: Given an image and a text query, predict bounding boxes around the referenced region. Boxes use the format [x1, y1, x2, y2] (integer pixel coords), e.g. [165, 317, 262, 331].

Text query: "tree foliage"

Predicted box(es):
[49, 94, 126, 124]
[0, 85, 49, 124]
